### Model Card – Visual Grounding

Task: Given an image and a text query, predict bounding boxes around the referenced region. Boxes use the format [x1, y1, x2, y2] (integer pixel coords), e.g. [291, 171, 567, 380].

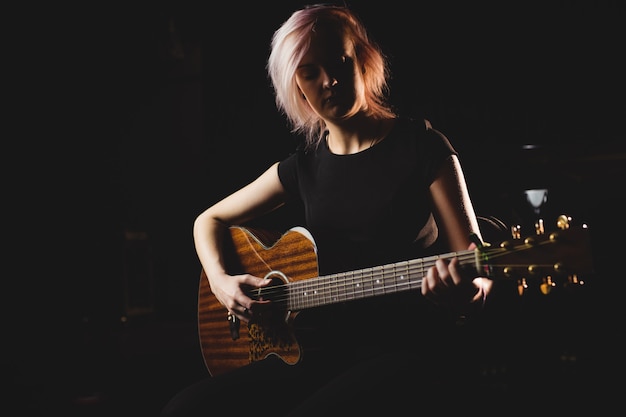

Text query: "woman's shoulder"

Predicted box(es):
[391, 115, 457, 155]
[392, 115, 435, 134]
[392, 116, 442, 142]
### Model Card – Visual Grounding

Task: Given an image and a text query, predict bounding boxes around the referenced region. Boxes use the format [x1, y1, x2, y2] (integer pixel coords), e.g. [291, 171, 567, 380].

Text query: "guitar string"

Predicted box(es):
[246, 244, 559, 308]
[246, 236, 572, 309]
[249, 250, 467, 307]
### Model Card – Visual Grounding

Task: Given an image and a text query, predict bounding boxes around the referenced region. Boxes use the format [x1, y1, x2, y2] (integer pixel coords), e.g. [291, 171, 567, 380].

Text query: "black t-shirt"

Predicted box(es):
[277, 117, 460, 355]
[278, 117, 457, 275]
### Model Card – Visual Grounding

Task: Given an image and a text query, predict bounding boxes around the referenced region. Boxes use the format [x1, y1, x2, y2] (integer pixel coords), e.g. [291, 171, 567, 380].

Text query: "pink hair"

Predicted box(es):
[267, 4, 396, 148]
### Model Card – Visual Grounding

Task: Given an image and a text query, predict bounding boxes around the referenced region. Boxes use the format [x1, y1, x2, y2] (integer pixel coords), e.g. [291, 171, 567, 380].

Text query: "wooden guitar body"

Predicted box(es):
[198, 226, 318, 376]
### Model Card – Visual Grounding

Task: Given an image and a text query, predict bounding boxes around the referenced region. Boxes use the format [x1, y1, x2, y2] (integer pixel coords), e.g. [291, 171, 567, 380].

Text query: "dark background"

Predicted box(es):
[6, 1, 625, 415]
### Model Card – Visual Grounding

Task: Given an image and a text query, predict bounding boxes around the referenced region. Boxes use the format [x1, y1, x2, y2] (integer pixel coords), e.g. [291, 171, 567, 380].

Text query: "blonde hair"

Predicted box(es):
[267, 4, 396, 148]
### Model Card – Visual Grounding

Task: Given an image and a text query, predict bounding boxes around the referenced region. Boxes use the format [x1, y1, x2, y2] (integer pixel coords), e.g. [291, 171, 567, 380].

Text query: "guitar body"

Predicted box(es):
[198, 226, 319, 376]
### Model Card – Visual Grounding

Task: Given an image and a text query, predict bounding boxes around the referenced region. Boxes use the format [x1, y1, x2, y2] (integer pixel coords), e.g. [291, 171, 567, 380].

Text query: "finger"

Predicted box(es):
[228, 305, 251, 323]
[233, 298, 254, 315]
[242, 274, 273, 288]
[257, 276, 273, 286]
[472, 278, 492, 302]
[446, 257, 463, 286]
[435, 258, 454, 286]
[421, 264, 440, 297]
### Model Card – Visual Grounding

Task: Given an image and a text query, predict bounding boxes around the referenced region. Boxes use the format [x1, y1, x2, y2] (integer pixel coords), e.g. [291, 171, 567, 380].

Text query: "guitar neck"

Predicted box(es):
[241, 224, 593, 313]
[282, 250, 477, 311]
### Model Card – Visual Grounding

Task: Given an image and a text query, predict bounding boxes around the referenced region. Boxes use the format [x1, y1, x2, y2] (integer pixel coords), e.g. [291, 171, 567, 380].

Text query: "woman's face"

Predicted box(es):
[295, 25, 366, 122]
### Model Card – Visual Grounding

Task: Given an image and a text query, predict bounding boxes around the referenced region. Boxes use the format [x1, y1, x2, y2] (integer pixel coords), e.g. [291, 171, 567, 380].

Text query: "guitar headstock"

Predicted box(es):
[480, 215, 594, 296]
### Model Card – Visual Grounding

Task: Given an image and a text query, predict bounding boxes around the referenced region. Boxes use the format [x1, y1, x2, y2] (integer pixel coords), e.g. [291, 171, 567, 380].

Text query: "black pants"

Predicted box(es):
[160, 343, 480, 417]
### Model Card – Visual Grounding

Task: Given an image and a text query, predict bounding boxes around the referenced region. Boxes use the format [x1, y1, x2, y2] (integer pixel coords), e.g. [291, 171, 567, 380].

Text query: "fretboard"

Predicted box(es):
[287, 253, 467, 310]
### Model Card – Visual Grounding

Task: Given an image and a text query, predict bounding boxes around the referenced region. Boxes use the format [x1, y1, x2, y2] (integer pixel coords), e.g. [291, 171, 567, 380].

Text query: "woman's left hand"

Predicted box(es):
[421, 243, 490, 309]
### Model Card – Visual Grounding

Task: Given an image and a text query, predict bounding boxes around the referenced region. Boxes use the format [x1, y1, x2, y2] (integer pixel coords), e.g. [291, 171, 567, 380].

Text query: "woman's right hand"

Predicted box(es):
[207, 271, 273, 323]
[193, 162, 288, 323]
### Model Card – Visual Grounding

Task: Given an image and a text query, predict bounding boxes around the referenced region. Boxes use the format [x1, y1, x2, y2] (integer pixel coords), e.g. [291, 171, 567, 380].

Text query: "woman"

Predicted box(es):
[162, 4, 490, 416]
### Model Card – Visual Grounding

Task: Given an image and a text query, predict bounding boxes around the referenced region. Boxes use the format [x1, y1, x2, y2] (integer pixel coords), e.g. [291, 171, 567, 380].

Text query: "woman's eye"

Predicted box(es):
[297, 67, 319, 80]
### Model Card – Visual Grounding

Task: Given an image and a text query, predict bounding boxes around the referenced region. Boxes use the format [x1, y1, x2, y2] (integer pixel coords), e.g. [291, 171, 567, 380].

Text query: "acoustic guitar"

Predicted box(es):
[198, 219, 593, 376]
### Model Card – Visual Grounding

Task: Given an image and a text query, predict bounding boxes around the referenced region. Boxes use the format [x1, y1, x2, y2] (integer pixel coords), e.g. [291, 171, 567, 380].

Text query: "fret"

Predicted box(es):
[328, 273, 339, 304]
[290, 280, 299, 310]
[351, 269, 364, 301]
[381, 264, 397, 294]
[337, 271, 349, 302]
[298, 279, 309, 309]
[288, 257, 436, 310]
[360, 267, 375, 298]
[396, 261, 410, 291]
[408, 261, 418, 289]
[370, 266, 383, 296]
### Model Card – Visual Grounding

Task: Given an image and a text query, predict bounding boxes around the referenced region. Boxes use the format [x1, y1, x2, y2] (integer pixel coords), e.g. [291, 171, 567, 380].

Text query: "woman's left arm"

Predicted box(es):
[429, 154, 481, 252]
[422, 154, 492, 310]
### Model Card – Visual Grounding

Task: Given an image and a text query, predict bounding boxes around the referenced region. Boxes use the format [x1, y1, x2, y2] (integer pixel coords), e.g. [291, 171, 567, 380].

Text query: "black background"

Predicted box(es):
[6, 1, 625, 415]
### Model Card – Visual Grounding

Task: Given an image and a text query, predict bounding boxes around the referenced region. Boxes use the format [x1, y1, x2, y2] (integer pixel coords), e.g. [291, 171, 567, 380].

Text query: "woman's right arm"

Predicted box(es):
[193, 162, 289, 322]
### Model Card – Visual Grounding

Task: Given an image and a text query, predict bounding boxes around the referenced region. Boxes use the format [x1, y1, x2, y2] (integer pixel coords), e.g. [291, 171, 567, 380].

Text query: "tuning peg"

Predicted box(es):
[511, 224, 521, 239]
[557, 215, 571, 230]
[564, 274, 585, 289]
[535, 218, 545, 235]
[539, 275, 556, 295]
[517, 278, 528, 296]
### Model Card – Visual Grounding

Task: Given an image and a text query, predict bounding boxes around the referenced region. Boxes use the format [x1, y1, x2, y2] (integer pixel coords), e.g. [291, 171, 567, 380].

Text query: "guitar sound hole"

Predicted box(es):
[251, 275, 289, 321]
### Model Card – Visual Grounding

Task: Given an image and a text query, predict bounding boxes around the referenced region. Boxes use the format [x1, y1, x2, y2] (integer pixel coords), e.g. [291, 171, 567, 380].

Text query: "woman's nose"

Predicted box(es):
[323, 72, 338, 88]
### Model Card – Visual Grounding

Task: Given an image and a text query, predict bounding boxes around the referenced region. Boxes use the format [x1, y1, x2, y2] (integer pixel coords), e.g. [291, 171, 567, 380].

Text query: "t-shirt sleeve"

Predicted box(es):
[277, 151, 300, 199]
[421, 125, 458, 185]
